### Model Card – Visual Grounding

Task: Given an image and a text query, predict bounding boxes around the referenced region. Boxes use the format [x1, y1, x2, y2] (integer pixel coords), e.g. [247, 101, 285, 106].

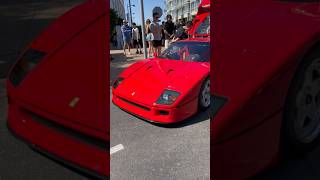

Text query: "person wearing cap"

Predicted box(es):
[121, 20, 132, 55]
[149, 12, 163, 56]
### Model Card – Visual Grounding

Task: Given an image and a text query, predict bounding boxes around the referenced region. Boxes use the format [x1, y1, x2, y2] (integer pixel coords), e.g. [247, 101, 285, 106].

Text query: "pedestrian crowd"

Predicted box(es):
[111, 13, 193, 58]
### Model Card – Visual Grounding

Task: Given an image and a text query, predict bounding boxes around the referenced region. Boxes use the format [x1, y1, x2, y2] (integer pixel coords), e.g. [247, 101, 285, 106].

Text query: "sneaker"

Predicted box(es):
[136, 50, 139, 54]
[139, 51, 143, 54]
[128, 52, 131, 55]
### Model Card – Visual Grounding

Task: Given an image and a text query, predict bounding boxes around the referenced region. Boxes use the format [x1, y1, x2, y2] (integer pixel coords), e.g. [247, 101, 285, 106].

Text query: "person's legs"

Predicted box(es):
[117, 37, 123, 49]
[155, 40, 161, 56]
[139, 44, 142, 54]
[134, 40, 139, 53]
[128, 39, 131, 54]
[157, 47, 161, 56]
[123, 42, 127, 55]
[124, 37, 131, 55]
[137, 40, 142, 53]
[148, 41, 152, 57]
[152, 41, 157, 57]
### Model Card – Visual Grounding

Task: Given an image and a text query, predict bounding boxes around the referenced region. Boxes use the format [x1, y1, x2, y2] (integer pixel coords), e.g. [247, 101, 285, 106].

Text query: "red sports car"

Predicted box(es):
[6, 1, 108, 178]
[112, 38, 210, 123]
[190, 0, 210, 37]
[211, 0, 320, 179]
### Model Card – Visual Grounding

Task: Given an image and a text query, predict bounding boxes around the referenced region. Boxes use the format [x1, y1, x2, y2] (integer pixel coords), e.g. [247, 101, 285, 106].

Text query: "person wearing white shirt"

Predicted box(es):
[131, 23, 142, 54]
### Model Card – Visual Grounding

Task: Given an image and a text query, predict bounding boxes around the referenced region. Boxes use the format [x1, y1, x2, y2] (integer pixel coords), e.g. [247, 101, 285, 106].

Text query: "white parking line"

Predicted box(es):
[110, 144, 124, 155]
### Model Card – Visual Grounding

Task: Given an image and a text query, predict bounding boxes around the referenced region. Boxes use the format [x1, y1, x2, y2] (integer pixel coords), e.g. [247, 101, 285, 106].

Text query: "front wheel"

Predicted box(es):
[198, 77, 211, 111]
[283, 49, 320, 155]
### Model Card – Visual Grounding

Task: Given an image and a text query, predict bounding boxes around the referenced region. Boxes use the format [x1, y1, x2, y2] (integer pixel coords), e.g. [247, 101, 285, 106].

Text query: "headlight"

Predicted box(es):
[9, 49, 46, 87]
[156, 90, 180, 105]
[112, 77, 124, 89]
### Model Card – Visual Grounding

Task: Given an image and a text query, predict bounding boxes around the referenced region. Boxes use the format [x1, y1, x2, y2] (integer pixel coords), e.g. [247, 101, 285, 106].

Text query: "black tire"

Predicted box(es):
[198, 77, 210, 111]
[283, 46, 320, 156]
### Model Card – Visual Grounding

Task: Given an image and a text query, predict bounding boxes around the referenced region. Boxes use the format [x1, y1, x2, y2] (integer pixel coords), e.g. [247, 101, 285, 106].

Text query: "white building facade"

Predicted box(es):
[110, 0, 125, 19]
[166, 0, 201, 23]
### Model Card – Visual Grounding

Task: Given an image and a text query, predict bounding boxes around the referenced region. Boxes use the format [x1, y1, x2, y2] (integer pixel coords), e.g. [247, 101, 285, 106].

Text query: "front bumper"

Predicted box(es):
[7, 95, 109, 179]
[112, 94, 198, 123]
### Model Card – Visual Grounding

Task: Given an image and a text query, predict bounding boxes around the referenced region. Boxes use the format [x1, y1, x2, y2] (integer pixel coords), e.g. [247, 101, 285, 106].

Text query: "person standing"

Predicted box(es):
[150, 12, 162, 57]
[131, 23, 142, 54]
[173, 21, 193, 42]
[115, 21, 123, 50]
[121, 20, 132, 55]
[163, 14, 175, 49]
[161, 21, 165, 47]
[145, 19, 154, 58]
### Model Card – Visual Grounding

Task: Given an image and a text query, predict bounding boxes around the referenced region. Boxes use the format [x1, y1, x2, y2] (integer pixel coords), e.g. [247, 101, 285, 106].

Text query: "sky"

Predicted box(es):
[125, 0, 167, 26]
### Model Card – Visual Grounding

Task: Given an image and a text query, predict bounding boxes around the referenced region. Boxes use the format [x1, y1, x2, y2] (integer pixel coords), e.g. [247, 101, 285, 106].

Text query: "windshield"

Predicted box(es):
[158, 41, 209, 62]
[195, 15, 210, 35]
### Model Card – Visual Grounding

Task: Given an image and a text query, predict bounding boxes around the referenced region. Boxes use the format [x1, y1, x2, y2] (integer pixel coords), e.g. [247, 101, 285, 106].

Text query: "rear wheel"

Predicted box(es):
[198, 77, 210, 111]
[283, 48, 320, 155]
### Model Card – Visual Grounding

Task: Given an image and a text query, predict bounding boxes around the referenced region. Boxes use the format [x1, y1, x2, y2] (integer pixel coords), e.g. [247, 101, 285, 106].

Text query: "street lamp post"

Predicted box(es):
[129, 0, 133, 25]
[189, 0, 191, 21]
[139, 0, 147, 59]
[126, 4, 130, 22]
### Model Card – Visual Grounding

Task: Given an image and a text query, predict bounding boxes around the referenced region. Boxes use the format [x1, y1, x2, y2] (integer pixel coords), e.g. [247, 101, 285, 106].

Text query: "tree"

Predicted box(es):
[110, 8, 124, 42]
[110, 9, 119, 37]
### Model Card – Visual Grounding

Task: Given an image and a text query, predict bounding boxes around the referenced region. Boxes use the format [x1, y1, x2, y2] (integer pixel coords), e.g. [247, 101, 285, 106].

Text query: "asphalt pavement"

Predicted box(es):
[110, 98, 211, 180]
[0, 0, 84, 78]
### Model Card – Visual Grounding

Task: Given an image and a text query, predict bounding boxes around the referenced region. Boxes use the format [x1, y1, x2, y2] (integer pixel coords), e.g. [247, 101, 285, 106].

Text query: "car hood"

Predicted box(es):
[30, 0, 104, 54]
[116, 59, 209, 106]
[14, 1, 107, 136]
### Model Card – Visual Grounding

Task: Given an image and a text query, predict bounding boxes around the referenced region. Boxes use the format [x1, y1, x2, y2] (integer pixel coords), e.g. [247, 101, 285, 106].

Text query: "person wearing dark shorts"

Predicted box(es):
[131, 23, 142, 54]
[152, 40, 162, 48]
[121, 20, 132, 55]
[150, 12, 163, 56]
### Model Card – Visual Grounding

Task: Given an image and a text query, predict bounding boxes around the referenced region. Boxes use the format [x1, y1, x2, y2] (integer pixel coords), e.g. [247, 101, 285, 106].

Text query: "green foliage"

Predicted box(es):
[110, 8, 119, 36]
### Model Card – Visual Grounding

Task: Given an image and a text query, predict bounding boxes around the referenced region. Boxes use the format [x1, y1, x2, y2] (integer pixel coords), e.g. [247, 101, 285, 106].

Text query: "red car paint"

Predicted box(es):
[190, 0, 210, 37]
[211, 0, 320, 179]
[112, 38, 210, 123]
[7, 1, 108, 178]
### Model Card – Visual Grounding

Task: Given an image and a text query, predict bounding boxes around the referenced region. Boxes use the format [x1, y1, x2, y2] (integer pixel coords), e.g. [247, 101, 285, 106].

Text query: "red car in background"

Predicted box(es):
[190, 0, 210, 37]
[112, 38, 210, 124]
[212, 0, 320, 179]
[6, 1, 108, 178]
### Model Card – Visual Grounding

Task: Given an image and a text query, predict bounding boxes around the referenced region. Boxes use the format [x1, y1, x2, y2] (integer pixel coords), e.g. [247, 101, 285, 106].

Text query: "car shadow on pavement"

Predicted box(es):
[251, 141, 320, 179]
[147, 108, 211, 129]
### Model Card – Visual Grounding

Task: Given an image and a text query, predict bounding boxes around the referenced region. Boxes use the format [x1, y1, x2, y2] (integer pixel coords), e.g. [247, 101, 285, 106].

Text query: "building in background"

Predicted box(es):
[110, 0, 125, 19]
[166, 0, 201, 23]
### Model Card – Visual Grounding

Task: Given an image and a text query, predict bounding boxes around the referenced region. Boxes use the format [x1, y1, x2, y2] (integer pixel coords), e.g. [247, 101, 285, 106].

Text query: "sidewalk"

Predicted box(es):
[110, 47, 146, 85]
